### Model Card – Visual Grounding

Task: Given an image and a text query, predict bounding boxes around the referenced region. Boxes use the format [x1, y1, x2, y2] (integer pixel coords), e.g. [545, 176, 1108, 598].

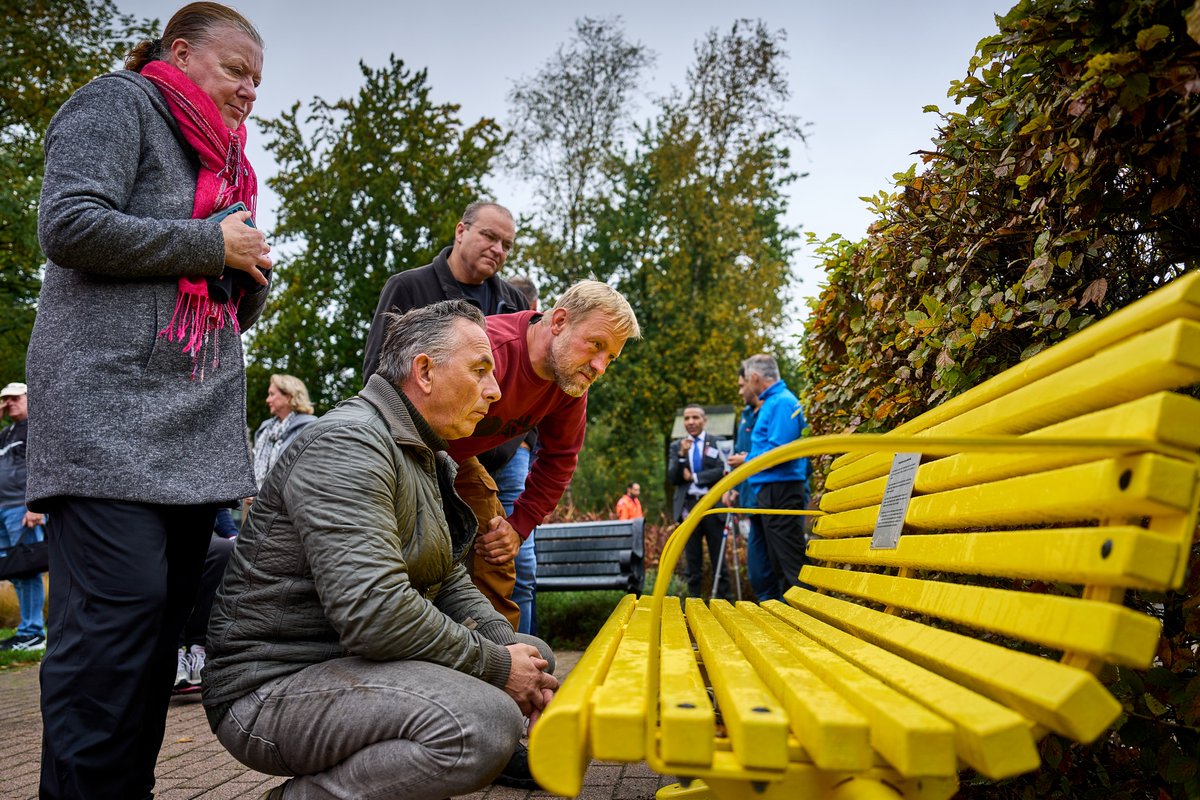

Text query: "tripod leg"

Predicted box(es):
[710, 517, 728, 598]
[730, 515, 742, 601]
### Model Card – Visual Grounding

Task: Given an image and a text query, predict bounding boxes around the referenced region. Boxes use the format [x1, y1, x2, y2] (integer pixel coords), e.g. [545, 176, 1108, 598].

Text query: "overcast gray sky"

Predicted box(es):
[118, 0, 1010, 317]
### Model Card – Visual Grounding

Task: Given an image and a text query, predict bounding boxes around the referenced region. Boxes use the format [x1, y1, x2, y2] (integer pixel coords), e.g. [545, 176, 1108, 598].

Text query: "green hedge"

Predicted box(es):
[800, 1, 1199, 797]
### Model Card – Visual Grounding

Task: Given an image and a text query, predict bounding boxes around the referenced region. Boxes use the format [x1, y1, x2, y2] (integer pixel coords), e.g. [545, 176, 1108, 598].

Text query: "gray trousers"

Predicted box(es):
[216, 636, 553, 800]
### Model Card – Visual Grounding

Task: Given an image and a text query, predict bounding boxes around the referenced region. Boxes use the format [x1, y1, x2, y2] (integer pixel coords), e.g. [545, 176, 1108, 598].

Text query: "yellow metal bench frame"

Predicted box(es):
[529, 272, 1200, 800]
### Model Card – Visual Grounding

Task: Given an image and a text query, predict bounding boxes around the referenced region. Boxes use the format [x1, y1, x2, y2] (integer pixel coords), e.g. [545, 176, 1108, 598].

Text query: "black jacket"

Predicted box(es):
[361, 246, 529, 383]
[0, 419, 30, 507]
[668, 432, 726, 522]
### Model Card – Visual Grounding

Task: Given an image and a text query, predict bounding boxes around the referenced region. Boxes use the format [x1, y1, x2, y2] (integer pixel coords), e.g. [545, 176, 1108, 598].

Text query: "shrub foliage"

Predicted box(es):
[802, 0, 1199, 443]
[801, 1, 1199, 797]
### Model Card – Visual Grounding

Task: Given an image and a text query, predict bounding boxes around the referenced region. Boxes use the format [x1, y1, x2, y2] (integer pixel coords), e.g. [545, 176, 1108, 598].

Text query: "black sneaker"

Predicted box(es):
[0, 634, 18, 651]
[3, 633, 46, 652]
[493, 742, 538, 790]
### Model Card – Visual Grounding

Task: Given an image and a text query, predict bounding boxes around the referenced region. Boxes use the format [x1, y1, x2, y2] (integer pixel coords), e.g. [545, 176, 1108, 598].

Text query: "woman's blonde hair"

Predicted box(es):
[126, 2, 263, 72]
[271, 374, 313, 414]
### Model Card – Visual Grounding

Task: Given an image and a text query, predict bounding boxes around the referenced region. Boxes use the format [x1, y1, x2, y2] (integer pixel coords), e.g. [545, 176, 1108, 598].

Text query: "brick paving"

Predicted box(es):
[0, 653, 676, 800]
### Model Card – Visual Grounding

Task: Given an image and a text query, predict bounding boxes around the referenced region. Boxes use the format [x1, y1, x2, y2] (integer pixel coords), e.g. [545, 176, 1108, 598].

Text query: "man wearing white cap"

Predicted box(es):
[0, 382, 47, 651]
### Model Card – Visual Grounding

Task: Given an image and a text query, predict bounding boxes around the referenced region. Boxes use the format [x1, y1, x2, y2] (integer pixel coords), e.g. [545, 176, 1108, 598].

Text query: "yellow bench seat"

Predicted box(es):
[529, 272, 1200, 800]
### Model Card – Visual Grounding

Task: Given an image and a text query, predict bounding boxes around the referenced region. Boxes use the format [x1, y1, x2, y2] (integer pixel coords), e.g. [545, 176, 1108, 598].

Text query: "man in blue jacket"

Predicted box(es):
[742, 354, 809, 597]
[724, 365, 779, 601]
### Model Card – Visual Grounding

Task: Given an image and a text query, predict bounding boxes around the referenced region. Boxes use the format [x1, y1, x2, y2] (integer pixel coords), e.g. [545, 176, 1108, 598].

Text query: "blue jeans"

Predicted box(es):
[1, 503, 46, 637]
[493, 445, 536, 635]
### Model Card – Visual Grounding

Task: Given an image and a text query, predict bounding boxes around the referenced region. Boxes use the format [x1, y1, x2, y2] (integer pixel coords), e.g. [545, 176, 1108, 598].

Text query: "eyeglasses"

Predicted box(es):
[463, 223, 515, 254]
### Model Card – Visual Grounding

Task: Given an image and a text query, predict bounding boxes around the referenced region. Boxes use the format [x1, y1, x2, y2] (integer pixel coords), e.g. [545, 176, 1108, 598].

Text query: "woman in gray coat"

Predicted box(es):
[27, 4, 271, 798]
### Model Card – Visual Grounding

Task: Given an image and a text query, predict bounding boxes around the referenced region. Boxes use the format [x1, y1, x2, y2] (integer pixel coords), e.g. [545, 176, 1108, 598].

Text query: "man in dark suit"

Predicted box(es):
[668, 404, 731, 599]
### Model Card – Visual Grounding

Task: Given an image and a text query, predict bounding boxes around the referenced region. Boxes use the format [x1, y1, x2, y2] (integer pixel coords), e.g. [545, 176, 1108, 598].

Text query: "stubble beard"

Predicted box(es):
[554, 372, 591, 398]
[550, 337, 594, 398]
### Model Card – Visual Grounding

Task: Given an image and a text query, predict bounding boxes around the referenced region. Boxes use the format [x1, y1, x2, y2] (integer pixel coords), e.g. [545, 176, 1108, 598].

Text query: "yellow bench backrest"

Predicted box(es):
[529, 272, 1200, 798]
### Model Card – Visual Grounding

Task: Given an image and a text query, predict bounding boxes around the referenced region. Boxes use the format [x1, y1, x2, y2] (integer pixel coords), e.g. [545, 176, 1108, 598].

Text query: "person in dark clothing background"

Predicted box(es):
[173, 508, 238, 694]
[361, 201, 528, 382]
[0, 382, 47, 652]
[668, 405, 732, 600]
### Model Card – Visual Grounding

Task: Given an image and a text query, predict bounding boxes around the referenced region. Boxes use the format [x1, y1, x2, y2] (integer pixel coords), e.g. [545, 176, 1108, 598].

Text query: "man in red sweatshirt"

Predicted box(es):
[447, 280, 640, 625]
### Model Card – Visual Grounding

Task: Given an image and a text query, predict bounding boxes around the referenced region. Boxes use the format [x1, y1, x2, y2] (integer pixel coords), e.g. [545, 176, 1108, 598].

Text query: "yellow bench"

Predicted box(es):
[528, 272, 1200, 800]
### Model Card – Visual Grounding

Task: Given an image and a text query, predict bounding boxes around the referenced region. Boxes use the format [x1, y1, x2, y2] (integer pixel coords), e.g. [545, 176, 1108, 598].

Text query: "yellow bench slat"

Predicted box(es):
[591, 595, 654, 761]
[916, 392, 1200, 495]
[528, 593, 637, 797]
[685, 598, 790, 771]
[806, 527, 1183, 590]
[822, 392, 1200, 513]
[731, 603, 958, 777]
[708, 600, 872, 772]
[801, 565, 1162, 667]
[659, 597, 715, 766]
[658, 757, 959, 800]
[827, 316, 1200, 491]
[828, 270, 1200, 477]
[814, 453, 1198, 537]
[751, 602, 1038, 779]
[702, 759, 959, 800]
[781, 588, 1122, 743]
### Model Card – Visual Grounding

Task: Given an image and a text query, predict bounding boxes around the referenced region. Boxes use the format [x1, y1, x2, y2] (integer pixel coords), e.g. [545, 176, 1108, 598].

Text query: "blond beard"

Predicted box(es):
[550, 336, 595, 397]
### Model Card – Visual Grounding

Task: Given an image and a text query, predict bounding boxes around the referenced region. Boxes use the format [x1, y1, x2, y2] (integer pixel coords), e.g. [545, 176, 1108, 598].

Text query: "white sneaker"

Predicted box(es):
[174, 647, 190, 689]
[186, 644, 206, 687]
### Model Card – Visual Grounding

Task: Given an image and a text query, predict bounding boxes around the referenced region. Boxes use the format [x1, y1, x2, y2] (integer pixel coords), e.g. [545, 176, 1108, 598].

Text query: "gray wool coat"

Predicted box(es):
[26, 70, 270, 510]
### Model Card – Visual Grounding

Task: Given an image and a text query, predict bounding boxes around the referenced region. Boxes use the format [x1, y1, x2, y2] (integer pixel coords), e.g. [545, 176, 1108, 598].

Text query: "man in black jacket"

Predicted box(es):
[668, 404, 731, 599]
[361, 202, 529, 382]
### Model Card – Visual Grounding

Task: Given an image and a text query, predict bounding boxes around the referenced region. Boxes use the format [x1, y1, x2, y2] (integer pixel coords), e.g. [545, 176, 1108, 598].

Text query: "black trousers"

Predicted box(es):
[182, 534, 236, 647]
[40, 497, 216, 800]
[755, 480, 809, 595]
[680, 497, 732, 599]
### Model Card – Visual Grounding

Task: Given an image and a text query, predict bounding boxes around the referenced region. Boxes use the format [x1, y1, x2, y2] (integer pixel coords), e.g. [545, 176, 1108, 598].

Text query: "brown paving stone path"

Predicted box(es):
[0, 652, 675, 800]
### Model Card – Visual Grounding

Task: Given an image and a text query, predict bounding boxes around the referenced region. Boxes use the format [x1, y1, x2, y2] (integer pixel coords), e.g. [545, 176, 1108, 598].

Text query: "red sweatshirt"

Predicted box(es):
[446, 311, 587, 537]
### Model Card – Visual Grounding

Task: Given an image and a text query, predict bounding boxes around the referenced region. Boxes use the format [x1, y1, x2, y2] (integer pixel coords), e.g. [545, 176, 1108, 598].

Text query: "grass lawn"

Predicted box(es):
[536, 567, 687, 651]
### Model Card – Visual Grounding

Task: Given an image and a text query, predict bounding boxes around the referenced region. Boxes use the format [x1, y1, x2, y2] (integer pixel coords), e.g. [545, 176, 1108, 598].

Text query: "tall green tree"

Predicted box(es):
[549, 20, 807, 515]
[506, 17, 654, 282]
[0, 1, 153, 382]
[248, 56, 508, 412]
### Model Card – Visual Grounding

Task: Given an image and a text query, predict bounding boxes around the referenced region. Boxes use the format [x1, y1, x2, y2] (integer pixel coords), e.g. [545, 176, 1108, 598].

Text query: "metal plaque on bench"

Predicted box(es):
[872, 452, 920, 549]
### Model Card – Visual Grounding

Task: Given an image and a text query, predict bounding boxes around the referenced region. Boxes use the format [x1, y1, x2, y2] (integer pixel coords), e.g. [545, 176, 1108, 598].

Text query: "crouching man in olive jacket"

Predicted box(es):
[203, 301, 558, 800]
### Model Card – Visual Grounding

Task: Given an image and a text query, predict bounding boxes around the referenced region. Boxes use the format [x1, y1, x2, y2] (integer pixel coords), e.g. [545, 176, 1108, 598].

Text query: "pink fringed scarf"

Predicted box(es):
[142, 60, 258, 378]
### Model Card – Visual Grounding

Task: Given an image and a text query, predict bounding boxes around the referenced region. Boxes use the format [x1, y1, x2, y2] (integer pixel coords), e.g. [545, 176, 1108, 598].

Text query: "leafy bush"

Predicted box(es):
[800, 1, 1200, 797]
[537, 590, 626, 651]
[802, 0, 1199, 452]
